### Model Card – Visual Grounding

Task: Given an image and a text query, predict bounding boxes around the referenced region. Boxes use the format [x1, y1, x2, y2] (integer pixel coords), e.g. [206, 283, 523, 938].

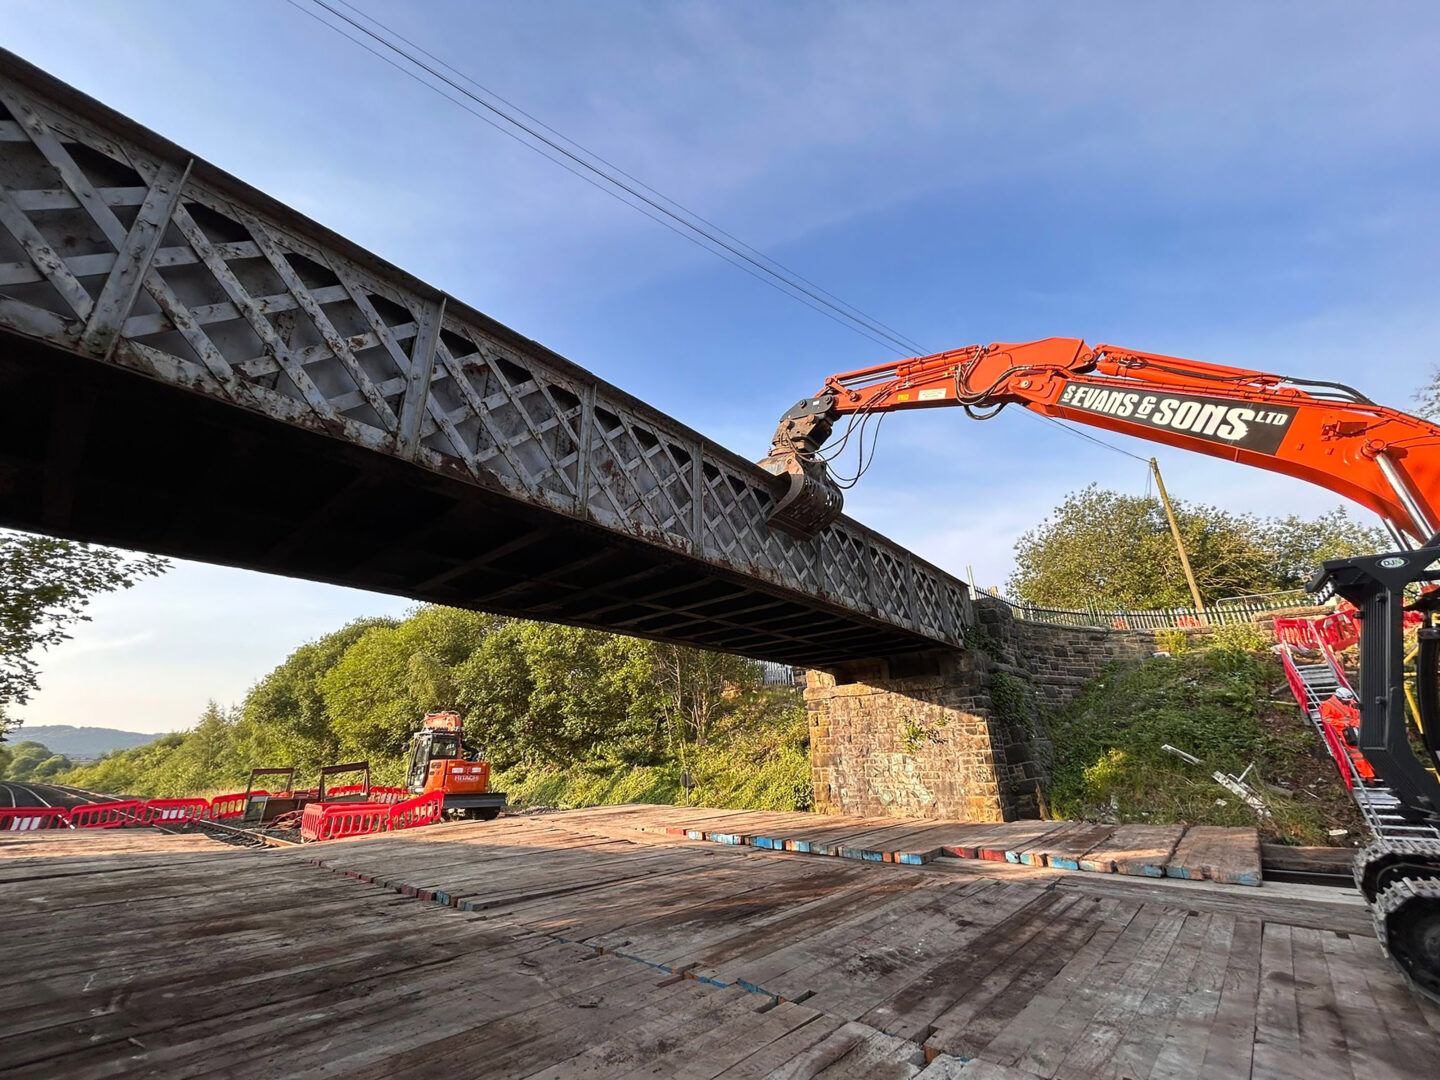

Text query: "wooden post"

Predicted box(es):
[1151, 458, 1207, 622]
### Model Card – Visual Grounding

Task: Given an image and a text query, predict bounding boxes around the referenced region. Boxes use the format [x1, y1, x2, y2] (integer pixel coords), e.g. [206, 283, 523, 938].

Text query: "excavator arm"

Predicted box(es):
[760, 337, 1440, 546]
[761, 338, 1440, 1000]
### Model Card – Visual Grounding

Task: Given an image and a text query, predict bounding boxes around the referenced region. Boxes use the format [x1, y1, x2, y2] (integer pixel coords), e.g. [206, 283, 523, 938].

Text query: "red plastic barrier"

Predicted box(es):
[1316, 611, 1360, 651]
[0, 807, 71, 831]
[208, 791, 266, 820]
[326, 783, 368, 797]
[299, 802, 325, 841]
[1272, 617, 1322, 649]
[300, 801, 391, 842]
[68, 800, 146, 828]
[1277, 649, 1313, 711]
[1318, 723, 1357, 790]
[370, 785, 409, 804]
[389, 791, 444, 831]
[139, 798, 211, 825]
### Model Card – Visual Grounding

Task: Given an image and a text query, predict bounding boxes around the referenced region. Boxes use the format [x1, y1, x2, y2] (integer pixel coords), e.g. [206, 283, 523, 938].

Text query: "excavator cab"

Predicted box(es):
[405, 712, 506, 820]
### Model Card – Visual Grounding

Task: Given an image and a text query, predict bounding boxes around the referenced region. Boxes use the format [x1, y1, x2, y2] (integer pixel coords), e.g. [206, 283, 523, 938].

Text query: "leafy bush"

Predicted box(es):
[1208, 621, 1269, 655]
[497, 688, 810, 812]
[1046, 646, 1341, 843]
[1154, 628, 1190, 655]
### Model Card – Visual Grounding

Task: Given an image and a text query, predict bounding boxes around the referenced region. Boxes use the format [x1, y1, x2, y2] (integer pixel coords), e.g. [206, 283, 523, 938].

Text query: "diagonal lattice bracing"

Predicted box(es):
[0, 52, 973, 664]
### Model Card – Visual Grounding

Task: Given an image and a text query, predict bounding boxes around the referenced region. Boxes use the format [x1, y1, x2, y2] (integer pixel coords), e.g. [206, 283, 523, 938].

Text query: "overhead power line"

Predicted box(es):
[286, 0, 927, 357]
[283, 0, 1157, 478]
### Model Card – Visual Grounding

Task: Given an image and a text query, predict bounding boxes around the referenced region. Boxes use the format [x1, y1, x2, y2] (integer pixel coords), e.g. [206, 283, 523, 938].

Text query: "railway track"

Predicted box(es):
[0, 780, 120, 809]
[0, 779, 152, 814]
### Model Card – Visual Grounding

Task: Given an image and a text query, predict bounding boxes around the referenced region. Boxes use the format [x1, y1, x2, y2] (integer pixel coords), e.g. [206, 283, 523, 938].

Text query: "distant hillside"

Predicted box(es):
[9, 725, 158, 761]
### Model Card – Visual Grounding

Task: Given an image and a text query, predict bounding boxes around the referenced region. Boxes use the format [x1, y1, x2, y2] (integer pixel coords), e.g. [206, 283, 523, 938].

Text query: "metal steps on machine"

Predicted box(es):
[1286, 656, 1440, 842]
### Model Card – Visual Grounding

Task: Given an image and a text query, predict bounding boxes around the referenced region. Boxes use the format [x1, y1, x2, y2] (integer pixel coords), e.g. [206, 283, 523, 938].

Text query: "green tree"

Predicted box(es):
[2, 740, 72, 781]
[321, 607, 498, 762]
[1252, 507, 1387, 589]
[647, 644, 760, 747]
[1009, 486, 1272, 608]
[1010, 487, 1391, 609]
[148, 701, 240, 795]
[232, 617, 396, 774]
[1416, 368, 1440, 421]
[0, 530, 167, 711]
[456, 621, 658, 768]
[61, 734, 182, 799]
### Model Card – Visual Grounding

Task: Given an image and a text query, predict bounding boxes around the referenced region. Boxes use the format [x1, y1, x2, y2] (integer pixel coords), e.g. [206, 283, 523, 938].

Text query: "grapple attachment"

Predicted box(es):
[759, 395, 843, 541]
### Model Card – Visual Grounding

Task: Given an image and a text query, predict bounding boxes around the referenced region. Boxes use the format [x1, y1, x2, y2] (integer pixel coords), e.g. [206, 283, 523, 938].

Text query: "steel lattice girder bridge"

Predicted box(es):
[0, 51, 972, 669]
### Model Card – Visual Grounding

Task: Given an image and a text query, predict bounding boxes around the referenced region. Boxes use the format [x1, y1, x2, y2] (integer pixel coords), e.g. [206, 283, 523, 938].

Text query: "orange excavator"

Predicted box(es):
[404, 712, 506, 820]
[760, 337, 1440, 998]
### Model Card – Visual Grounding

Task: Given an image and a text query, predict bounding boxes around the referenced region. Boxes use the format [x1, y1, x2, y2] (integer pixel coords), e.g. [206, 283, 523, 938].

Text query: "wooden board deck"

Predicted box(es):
[3, 811, 1425, 1079]
[551, 805, 1258, 885]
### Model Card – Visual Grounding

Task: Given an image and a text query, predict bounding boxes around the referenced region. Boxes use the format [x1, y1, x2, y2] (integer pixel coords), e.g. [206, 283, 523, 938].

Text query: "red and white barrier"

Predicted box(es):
[0, 807, 70, 831]
[68, 800, 146, 829]
[388, 791, 444, 831]
[138, 798, 211, 825]
[300, 801, 392, 842]
[2, 788, 450, 841]
[209, 791, 266, 820]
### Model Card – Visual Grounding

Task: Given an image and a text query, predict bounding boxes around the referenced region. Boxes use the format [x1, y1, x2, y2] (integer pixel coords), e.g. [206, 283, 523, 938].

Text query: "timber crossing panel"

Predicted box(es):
[0, 51, 971, 669]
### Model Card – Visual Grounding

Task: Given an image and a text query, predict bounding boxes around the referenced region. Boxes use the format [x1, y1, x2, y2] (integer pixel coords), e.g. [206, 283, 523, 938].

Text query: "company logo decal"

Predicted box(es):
[1055, 382, 1298, 455]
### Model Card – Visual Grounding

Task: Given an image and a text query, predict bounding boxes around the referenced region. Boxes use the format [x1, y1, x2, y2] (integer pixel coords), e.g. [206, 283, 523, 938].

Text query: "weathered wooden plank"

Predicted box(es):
[3, 807, 1439, 1080]
[0, 183, 94, 319]
[971, 900, 1153, 1073]
[1076, 822, 1184, 876]
[1100, 909, 1214, 1080]
[1168, 824, 1262, 886]
[1197, 916, 1264, 1078]
[1011, 821, 1114, 869]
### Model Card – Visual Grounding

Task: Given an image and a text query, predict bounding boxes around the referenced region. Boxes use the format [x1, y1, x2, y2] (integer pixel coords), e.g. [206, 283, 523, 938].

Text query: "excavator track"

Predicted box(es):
[1354, 837, 1440, 902]
[1372, 873, 1440, 1003]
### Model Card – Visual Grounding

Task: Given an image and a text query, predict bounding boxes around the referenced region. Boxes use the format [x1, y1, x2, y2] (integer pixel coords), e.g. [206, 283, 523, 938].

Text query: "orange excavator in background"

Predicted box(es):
[760, 336, 1440, 999]
[405, 712, 506, 820]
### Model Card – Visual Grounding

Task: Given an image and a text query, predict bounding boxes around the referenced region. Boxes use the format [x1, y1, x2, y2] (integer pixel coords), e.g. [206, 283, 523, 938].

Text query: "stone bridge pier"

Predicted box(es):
[806, 598, 1154, 822]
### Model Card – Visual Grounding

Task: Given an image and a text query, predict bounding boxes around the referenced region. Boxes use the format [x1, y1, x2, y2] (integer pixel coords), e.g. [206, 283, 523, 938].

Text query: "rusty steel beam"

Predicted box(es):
[0, 50, 972, 668]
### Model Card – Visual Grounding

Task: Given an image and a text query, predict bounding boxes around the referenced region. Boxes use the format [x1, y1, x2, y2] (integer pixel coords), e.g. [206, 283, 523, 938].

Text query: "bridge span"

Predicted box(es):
[0, 51, 971, 670]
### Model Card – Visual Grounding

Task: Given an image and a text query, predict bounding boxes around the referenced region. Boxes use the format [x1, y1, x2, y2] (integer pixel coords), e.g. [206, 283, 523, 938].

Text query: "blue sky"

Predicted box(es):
[8, 1, 1440, 734]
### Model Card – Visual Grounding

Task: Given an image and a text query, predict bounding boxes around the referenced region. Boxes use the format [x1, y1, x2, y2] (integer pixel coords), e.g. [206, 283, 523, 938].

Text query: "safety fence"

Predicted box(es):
[990, 590, 1318, 631]
[0, 807, 71, 831]
[0, 789, 447, 841]
[300, 791, 445, 842]
[68, 800, 145, 829]
[209, 791, 264, 820]
[322, 784, 410, 804]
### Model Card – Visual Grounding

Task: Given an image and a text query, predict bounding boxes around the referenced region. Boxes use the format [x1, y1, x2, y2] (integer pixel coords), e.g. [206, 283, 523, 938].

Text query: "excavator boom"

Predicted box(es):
[763, 337, 1440, 546]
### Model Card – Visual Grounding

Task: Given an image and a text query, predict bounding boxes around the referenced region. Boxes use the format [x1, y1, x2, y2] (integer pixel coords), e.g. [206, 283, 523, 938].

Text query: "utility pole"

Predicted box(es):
[1150, 457, 1207, 619]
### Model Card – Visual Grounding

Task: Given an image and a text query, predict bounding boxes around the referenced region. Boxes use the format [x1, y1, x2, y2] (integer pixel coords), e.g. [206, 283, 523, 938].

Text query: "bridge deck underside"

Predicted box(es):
[0, 343, 943, 668]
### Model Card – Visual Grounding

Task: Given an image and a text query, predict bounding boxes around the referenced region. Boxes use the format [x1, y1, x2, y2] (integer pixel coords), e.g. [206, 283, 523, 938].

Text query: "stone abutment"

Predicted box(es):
[805, 598, 1156, 821]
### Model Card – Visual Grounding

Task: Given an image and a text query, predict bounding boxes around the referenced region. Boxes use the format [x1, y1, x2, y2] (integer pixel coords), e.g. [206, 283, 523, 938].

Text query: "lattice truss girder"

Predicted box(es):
[0, 71, 971, 648]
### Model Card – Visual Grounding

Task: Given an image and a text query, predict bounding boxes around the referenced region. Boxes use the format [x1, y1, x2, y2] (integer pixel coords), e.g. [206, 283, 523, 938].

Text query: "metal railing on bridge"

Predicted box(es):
[986, 590, 1319, 631]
